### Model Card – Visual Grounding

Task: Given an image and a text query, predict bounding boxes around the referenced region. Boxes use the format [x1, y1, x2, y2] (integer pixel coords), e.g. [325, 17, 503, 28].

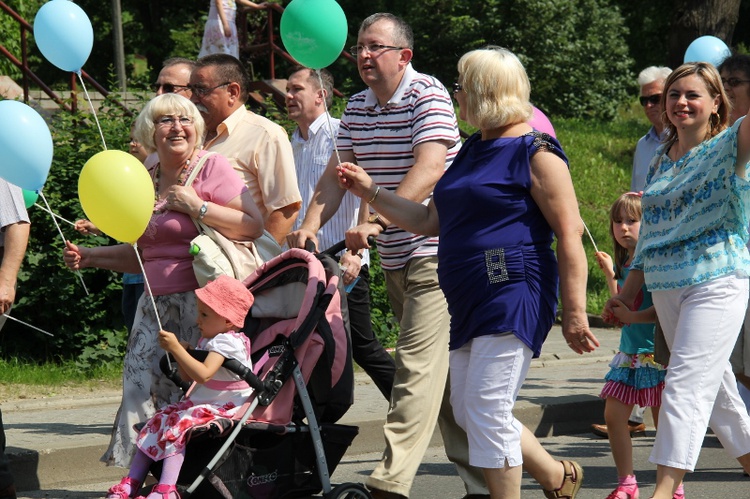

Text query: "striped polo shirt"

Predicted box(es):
[337, 64, 461, 270]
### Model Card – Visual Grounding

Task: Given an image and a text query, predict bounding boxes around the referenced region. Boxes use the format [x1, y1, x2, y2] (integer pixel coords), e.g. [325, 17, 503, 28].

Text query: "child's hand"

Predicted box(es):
[608, 298, 632, 324]
[158, 330, 181, 353]
[594, 251, 615, 281]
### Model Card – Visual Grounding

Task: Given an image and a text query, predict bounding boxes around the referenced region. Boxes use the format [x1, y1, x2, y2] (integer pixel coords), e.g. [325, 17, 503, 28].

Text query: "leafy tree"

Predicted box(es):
[339, 0, 634, 120]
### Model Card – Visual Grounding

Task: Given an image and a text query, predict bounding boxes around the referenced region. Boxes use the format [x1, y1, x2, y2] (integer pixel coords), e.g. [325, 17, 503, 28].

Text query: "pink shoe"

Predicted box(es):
[105, 476, 141, 499]
[605, 483, 639, 499]
[134, 483, 180, 499]
[672, 488, 685, 499]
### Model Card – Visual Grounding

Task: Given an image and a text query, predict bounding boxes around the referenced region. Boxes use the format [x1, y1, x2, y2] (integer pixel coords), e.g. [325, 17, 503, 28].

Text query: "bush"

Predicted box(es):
[1, 94, 145, 363]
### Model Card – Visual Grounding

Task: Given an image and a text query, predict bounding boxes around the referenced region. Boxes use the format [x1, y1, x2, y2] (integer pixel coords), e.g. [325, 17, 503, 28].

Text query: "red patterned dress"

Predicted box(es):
[135, 332, 252, 460]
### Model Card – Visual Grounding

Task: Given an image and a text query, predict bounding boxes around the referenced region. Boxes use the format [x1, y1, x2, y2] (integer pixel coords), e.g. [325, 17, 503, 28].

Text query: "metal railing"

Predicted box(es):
[0, 0, 132, 116]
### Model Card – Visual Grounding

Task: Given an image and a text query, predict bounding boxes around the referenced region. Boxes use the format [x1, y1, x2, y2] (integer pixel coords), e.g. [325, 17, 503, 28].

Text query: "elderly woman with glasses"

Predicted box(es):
[337, 46, 594, 499]
[64, 93, 263, 468]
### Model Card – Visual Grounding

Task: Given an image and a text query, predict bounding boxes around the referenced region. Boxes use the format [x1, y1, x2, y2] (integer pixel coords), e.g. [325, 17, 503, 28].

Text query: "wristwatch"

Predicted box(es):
[367, 213, 388, 230]
[198, 201, 208, 220]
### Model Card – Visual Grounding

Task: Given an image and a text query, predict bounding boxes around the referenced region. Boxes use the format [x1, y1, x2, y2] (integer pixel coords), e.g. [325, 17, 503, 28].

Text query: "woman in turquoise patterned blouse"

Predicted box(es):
[604, 62, 750, 499]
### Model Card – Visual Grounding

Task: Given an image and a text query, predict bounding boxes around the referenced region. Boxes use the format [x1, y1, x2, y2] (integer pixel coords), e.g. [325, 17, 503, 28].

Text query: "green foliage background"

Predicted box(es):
[0, 0, 745, 365]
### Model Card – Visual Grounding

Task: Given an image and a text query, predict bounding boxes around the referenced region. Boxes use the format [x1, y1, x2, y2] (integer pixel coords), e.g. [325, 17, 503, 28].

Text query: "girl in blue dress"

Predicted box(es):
[596, 192, 673, 499]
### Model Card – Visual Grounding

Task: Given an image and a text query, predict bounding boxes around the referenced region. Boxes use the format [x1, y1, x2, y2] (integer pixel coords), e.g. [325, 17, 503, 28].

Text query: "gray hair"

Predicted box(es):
[359, 13, 413, 49]
[637, 66, 672, 87]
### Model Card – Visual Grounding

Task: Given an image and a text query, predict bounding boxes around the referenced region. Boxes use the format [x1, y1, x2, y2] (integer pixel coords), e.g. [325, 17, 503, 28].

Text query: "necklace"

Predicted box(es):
[153, 154, 196, 212]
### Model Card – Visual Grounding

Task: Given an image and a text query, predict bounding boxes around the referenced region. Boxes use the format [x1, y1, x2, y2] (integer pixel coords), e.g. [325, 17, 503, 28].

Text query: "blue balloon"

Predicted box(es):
[0, 101, 54, 191]
[33, 0, 93, 72]
[683, 36, 731, 68]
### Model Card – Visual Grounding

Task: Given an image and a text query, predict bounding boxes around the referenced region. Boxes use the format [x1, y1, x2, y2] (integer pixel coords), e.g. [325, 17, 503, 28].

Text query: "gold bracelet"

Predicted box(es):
[368, 185, 381, 204]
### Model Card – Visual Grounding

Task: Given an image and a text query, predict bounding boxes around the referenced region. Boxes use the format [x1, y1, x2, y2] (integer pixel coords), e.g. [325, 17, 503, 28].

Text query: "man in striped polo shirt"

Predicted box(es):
[286, 66, 396, 400]
[287, 13, 487, 499]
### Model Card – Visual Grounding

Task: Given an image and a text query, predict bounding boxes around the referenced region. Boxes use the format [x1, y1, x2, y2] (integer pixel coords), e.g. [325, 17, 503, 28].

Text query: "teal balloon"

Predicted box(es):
[33, 0, 94, 72]
[22, 189, 39, 209]
[683, 36, 731, 68]
[280, 0, 347, 69]
[0, 101, 54, 191]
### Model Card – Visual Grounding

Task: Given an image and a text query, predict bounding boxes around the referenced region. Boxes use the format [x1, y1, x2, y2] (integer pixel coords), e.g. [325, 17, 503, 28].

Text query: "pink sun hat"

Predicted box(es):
[194, 274, 254, 329]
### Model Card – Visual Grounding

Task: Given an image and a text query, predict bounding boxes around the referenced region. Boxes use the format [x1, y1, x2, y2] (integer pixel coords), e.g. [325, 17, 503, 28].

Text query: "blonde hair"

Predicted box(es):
[457, 46, 533, 130]
[662, 62, 729, 149]
[133, 93, 205, 153]
[609, 193, 643, 280]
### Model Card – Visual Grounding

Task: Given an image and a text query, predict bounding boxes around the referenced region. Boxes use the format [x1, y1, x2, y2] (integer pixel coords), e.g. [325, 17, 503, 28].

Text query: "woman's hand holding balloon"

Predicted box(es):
[63, 241, 89, 271]
[337, 162, 375, 199]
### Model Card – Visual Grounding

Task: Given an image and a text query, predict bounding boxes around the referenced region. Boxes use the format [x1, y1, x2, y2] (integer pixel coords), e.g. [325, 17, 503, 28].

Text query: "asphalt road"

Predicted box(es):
[16, 431, 750, 498]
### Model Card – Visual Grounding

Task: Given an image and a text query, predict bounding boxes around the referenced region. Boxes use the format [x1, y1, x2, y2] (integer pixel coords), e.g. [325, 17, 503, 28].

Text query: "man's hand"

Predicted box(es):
[286, 228, 319, 251]
[0, 277, 16, 315]
[345, 223, 379, 252]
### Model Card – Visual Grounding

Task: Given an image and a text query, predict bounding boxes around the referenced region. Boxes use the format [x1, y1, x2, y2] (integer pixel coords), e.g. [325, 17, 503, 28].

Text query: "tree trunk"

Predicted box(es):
[668, 0, 740, 68]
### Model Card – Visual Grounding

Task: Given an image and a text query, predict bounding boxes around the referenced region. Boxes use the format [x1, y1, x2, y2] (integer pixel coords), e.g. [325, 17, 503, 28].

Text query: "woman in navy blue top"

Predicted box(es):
[338, 46, 595, 499]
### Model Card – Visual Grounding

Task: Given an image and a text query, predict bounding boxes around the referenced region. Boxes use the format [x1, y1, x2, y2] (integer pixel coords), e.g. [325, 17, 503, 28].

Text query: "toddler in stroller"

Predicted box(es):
[127, 247, 369, 498]
[105, 274, 255, 499]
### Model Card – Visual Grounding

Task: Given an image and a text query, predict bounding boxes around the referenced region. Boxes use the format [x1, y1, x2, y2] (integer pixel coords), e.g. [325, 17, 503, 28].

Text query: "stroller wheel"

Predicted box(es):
[325, 482, 372, 499]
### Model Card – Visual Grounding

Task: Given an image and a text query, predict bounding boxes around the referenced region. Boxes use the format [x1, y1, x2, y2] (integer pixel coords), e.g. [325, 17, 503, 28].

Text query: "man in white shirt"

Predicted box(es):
[630, 66, 671, 192]
[286, 66, 396, 400]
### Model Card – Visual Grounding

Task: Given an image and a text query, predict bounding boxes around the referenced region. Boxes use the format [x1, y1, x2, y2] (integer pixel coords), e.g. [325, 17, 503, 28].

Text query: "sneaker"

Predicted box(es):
[672, 489, 685, 499]
[605, 483, 639, 499]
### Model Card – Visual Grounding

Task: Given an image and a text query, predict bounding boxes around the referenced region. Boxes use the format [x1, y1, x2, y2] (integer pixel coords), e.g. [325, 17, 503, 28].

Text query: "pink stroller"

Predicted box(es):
[153, 247, 371, 498]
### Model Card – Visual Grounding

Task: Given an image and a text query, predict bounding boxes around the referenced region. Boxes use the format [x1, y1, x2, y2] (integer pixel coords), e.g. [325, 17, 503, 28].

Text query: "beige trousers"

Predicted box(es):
[366, 256, 487, 497]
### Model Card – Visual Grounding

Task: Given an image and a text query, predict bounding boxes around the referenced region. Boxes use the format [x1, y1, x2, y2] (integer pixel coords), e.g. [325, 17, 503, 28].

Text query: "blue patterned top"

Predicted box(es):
[632, 117, 750, 290]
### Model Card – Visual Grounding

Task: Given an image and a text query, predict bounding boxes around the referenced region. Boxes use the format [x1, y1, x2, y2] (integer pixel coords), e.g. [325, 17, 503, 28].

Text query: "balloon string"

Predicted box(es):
[132, 243, 171, 370]
[3, 313, 54, 337]
[76, 70, 107, 150]
[582, 218, 599, 253]
[33, 203, 76, 227]
[39, 191, 89, 295]
[316, 70, 342, 167]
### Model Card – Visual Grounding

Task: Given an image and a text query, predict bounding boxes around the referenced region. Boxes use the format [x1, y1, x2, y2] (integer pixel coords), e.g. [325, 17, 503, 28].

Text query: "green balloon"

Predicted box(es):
[280, 0, 348, 69]
[22, 189, 38, 209]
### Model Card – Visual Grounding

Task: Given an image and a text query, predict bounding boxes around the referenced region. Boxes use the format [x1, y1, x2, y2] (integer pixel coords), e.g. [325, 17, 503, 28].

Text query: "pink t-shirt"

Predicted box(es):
[138, 151, 248, 296]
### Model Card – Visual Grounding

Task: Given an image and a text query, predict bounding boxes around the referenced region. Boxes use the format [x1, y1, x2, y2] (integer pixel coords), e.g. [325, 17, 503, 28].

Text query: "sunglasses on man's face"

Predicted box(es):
[722, 77, 750, 88]
[639, 94, 661, 107]
[150, 83, 190, 94]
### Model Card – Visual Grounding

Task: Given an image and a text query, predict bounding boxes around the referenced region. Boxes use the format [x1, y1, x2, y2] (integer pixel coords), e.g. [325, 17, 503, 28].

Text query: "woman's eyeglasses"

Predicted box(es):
[155, 116, 194, 128]
[639, 94, 661, 107]
[453, 82, 463, 93]
[722, 77, 750, 88]
[150, 83, 190, 94]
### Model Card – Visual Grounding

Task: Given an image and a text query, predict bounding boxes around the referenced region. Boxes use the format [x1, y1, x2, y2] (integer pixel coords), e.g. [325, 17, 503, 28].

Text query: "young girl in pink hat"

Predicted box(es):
[106, 274, 255, 499]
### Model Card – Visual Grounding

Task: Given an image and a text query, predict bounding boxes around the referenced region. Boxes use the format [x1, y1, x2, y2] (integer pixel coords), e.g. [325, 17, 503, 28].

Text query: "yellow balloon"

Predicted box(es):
[78, 150, 154, 243]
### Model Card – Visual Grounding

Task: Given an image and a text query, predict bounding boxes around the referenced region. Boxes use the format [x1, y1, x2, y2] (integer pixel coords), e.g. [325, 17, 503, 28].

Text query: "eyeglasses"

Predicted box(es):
[349, 44, 404, 57]
[722, 77, 750, 88]
[155, 116, 194, 128]
[150, 83, 190, 94]
[453, 82, 463, 93]
[188, 82, 232, 97]
[639, 94, 661, 107]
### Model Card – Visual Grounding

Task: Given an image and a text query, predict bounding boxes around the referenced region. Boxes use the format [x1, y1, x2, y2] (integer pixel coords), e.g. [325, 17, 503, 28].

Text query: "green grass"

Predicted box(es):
[0, 357, 122, 385]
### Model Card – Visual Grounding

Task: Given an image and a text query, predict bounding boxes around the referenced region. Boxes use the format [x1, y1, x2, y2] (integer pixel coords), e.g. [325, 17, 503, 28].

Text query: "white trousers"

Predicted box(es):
[650, 273, 750, 470]
[449, 333, 532, 469]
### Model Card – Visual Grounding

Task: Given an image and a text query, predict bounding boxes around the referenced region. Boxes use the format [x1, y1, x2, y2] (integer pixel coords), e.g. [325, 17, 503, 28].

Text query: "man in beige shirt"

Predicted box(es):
[189, 54, 301, 254]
